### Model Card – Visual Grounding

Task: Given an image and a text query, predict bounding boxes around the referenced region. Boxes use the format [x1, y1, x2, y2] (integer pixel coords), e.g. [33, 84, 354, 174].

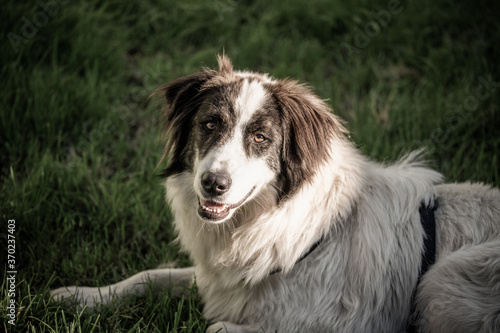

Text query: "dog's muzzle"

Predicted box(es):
[197, 170, 255, 222]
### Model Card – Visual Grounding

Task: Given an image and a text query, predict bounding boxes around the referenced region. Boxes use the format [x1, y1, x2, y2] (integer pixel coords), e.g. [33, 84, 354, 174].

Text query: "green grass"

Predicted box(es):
[1, 0, 499, 331]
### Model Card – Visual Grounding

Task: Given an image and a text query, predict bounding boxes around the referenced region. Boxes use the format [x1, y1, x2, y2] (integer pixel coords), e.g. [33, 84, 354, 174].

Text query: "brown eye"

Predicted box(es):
[254, 134, 266, 143]
[205, 122, 216, 131]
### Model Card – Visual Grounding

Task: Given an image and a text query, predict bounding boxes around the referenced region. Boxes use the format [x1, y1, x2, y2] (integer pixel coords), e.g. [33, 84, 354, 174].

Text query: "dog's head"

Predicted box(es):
[157, 55, 344, 223]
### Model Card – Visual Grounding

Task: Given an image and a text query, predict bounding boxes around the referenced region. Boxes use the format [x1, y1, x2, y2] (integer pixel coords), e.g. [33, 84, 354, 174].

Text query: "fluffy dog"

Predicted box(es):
[52, 55, 500, 333]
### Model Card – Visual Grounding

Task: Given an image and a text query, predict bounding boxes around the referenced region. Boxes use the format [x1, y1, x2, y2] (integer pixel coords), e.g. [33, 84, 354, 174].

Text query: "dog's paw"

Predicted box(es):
[206, 322, 230, 333]
[206, 321, 261, 333]
[50, 286, 103, 309]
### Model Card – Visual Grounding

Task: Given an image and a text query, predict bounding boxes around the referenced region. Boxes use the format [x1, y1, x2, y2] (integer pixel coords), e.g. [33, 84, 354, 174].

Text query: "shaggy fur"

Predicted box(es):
[52, 55, 500, 333]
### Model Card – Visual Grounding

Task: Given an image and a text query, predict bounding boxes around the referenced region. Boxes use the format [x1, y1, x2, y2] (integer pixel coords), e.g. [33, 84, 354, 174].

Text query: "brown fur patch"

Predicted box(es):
[268, 80, 346, 201]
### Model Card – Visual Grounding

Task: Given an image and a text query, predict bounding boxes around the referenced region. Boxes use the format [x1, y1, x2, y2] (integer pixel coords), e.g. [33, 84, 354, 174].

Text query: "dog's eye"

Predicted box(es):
[205, 122, 217, 131]
[254, 134, 266, 143]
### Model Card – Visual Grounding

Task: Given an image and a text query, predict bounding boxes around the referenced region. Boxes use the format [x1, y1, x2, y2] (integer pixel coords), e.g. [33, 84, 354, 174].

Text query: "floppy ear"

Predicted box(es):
[155, 71, 214, 177]
[271, 80, 345, 202]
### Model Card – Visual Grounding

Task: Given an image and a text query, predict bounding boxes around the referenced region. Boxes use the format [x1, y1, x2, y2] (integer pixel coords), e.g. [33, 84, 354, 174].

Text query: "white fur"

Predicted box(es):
[51, 65, 500, 333]
[235, 78, 269, 123]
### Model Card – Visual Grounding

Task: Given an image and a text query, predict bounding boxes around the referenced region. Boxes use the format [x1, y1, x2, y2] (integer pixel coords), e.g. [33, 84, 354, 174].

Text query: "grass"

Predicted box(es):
[1, 0, 499, 331]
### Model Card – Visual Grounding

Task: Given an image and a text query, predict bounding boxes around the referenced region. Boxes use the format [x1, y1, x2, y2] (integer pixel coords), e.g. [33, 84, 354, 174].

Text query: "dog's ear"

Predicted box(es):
[271, 80, 345, 202]
[155, 71, 214, 176]
[154, 55, 235, 177]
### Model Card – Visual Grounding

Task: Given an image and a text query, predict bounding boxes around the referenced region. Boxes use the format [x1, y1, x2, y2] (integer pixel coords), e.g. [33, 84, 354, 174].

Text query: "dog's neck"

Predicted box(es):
[219, 141, 365, 286]
[166, 139, 365, 288]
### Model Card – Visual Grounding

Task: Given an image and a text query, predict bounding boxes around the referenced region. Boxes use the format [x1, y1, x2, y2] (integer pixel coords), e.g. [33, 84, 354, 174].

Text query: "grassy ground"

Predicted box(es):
[1, 0, 499, 331]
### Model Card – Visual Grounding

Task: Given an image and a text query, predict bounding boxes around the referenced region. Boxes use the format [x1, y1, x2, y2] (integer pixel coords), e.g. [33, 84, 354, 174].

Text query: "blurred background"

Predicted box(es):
[1, 0, 499, 331]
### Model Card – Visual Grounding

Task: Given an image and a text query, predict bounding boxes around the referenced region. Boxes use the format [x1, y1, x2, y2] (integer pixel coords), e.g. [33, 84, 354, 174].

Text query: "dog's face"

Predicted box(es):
[191, 79, 283, 222]
[158, 55, 342, 223]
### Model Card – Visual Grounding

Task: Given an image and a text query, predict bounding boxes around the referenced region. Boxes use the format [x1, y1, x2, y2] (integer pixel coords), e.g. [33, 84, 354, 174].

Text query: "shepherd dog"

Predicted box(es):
[52, 55, 500, 333]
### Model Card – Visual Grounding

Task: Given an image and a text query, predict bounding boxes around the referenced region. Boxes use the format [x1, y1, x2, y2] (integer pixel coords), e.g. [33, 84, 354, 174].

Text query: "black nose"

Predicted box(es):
[201, 171, 232, 196]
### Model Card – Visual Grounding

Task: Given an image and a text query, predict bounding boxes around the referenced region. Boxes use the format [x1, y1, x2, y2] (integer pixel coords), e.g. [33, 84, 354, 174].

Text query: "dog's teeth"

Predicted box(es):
[203, 206, 215, 213]
[201, 203, 227, 214]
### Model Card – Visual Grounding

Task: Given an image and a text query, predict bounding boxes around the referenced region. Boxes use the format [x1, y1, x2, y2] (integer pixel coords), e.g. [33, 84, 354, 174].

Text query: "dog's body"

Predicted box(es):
[52, 56, 500, 333]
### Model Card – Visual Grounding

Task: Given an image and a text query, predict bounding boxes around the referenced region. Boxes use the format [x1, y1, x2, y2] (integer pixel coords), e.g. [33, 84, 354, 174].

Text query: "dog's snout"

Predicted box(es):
[201, 170, 232, 196]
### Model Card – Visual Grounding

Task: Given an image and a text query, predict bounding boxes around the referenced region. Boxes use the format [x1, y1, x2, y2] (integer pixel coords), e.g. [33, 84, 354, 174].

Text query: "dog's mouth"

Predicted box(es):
[198, 187, 255, 222]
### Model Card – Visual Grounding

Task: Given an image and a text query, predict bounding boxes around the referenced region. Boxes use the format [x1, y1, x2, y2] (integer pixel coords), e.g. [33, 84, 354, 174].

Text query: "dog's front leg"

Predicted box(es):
[51, 267, 195, 309]
[206, 321, 266, 333]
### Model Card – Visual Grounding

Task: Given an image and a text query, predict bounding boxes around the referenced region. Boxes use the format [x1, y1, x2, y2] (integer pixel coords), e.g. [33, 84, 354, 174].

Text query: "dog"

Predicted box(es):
[52, 55, 500, 333]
